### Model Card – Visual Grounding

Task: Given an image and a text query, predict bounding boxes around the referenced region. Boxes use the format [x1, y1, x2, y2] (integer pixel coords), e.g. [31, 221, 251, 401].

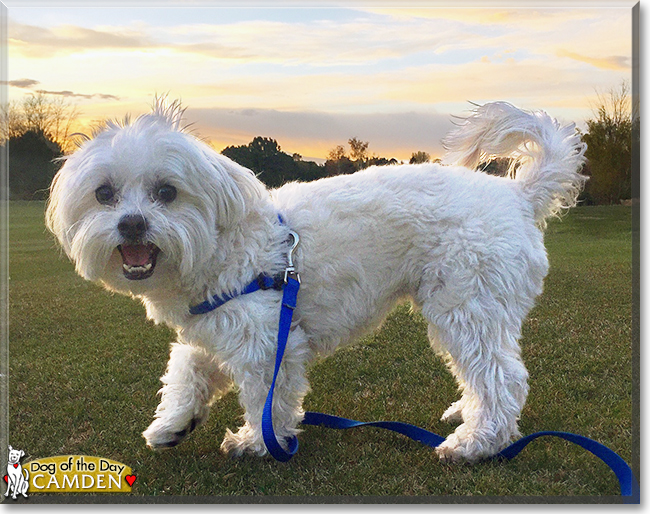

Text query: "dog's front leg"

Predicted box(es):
[220, 327, 310, 457]
[143, 342, 232, 449]
[9, 477, 19, 499]
[18, 475, 28, 498]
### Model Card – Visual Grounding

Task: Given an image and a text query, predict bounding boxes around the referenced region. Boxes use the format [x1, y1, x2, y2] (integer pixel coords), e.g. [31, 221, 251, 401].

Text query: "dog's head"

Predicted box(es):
[46, 99, 266, 294]
[7, 446, 24, 465]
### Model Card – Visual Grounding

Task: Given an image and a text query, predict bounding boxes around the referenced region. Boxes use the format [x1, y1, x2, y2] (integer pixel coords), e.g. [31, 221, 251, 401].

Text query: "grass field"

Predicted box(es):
[7, 201, 634, 500]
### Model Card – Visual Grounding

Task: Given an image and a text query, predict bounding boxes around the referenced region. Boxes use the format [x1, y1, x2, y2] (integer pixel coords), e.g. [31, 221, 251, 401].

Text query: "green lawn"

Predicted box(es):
[7, 202, 634, 500]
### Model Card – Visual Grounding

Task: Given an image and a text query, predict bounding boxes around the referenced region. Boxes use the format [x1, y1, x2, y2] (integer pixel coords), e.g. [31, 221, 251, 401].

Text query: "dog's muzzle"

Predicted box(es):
[117, 214, 160, 280]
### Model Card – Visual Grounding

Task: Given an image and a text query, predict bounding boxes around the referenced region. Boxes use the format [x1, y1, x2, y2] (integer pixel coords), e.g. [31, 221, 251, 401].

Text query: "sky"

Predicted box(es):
[2, 0, 636, 162]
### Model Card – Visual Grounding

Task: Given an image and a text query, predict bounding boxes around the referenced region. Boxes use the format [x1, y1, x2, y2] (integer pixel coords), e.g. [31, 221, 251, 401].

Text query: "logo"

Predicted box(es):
[4, 446, 29, 500]
[3, 447, 136, 497]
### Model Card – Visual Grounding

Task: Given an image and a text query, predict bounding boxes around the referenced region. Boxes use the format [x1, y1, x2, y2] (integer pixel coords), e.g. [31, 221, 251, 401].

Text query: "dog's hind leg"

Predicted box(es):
[421, 274, 532, 463]
[430, 309, 529, 463]
[143, 342, 232, 450]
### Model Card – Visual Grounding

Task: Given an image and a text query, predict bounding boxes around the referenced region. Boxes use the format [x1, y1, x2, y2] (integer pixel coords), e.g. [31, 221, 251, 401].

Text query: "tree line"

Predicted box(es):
[4, 84, 636, 205]
[221, 136, 411, 188]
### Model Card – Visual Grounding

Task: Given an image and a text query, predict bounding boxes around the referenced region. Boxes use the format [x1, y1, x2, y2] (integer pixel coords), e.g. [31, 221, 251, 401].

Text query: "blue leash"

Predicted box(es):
[261, 274, 301, 461]
[300, 413, 639, 501]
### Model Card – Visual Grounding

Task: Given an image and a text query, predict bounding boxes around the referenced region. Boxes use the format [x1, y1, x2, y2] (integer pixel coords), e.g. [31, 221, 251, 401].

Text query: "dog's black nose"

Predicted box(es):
[118, 214, 147, 241]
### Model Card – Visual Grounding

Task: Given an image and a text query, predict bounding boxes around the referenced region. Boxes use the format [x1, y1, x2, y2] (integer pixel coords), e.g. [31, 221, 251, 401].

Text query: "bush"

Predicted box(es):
[6, 129, 62, 200]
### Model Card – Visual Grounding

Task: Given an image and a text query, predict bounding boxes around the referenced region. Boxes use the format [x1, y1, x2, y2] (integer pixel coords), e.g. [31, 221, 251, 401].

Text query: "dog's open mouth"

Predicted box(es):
[118, 243, 160, 280]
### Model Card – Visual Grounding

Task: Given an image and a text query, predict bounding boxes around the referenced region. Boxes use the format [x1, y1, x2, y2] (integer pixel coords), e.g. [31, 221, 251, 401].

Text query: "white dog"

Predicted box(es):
[5, 446, 29, 499]
[46, 100, 586, 463]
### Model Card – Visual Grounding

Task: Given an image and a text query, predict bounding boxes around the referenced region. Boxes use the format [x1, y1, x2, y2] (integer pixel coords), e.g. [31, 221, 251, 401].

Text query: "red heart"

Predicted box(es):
[3, 475, 7, 483]
[125, 475, 136, 487]
[13, 464, 18, 468]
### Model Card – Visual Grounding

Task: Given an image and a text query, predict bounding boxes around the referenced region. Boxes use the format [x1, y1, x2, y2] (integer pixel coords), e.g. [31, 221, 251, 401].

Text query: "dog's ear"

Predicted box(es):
[19, 450, 24, 458]
[8, 445, 12, 451]
[201, 149, 268, 228]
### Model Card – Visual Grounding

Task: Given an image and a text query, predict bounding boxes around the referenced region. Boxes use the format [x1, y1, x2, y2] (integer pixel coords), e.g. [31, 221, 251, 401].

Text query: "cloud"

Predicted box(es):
[556, 49, 629, 70]
[188, 107, 454, 160]
[0, 78, 40, 88]
[365, 6, 612, 30]
[9, 8, 631, 82]
[9, 21, 154, 58]
[9, 18, 275, 62]
[378, 57, 604, 110]
[9, 16, 463, 66]
[0, 75, 119, 100]
[33, 89, 120, 100]
[167, 19, 460, 66]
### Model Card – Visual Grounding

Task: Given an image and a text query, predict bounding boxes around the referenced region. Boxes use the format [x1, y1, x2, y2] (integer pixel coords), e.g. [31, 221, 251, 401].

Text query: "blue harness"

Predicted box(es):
[189, 219, 639, 502]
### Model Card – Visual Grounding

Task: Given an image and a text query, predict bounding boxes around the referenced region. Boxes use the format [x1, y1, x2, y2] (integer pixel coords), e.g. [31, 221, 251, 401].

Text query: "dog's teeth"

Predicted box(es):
[122, 262, 152, 274]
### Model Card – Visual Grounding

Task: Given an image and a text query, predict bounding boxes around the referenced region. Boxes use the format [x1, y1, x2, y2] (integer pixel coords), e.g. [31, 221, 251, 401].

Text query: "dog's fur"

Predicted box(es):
[5, 446, 29, 499]
[46, 100, 586, 462]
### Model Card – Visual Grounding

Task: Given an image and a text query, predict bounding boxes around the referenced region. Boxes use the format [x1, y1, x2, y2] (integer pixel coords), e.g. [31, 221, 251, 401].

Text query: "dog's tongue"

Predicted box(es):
[120, 244, 151, 266]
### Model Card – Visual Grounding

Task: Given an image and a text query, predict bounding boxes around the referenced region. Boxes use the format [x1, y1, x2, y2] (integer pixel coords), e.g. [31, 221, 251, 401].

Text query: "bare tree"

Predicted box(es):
[48, 96, 80, 152]
[592, 81, 631, 127]
[21, 92, 80, 152]
[22, 92, 52, 134]
[0, 101, 26, 142]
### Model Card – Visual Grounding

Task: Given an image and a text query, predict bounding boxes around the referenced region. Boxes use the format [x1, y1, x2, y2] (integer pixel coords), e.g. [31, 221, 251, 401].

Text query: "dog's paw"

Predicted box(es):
[435, 424, 512, 464]
[435, 433, 476, 464]
[440, 400, 464, 423]
[142, 416, 202, 450]
[220, 424, 268, 457]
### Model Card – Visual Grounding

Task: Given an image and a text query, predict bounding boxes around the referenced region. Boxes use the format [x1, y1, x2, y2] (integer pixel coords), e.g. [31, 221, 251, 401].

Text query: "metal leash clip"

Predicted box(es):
[284, 230, 300, 284]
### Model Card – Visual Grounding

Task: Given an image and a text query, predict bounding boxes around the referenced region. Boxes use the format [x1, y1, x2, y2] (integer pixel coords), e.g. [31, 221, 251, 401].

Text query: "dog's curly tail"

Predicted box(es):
[442, 102, 587, 227]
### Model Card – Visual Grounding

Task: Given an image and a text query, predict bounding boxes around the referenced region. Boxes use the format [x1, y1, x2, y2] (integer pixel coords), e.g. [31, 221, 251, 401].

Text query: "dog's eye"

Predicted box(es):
[154, 184, 177, 203]
[95, 185, 116, 205]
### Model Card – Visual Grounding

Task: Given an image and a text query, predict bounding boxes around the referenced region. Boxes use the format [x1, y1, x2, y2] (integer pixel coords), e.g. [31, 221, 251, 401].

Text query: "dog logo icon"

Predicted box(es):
[4, 446, 29, 500]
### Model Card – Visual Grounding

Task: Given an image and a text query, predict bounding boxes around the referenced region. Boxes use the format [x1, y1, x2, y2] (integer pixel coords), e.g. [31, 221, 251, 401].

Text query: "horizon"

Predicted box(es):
[3, 1, 635, 162]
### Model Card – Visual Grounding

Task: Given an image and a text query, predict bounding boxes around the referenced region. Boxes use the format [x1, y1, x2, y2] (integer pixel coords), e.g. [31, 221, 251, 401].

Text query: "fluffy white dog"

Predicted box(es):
[46, 100, 586, 463]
